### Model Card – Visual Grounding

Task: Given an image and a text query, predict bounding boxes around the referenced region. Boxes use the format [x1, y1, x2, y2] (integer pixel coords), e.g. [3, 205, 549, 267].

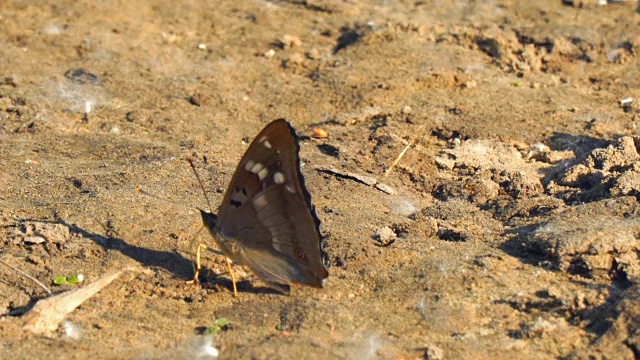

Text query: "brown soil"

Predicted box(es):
[2, 0, 640, 359]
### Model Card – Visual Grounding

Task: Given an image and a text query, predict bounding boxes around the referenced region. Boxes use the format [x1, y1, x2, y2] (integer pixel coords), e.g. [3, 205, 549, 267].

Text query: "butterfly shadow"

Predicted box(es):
[26, 218, 195, 280]
[201, 276, 286, 295]
[196, 250, 290, 295]
[27, 218, 291, 295]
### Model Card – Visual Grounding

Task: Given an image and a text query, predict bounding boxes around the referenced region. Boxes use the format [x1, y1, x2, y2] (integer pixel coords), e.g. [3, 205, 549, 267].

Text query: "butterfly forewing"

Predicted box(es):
[215, 119, 328, 288]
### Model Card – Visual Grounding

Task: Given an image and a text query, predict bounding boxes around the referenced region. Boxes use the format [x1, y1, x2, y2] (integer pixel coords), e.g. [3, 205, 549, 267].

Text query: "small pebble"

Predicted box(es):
[375, 226, 397, 246]
[23, 236, 45, 244]
[64, 68, 101, 85]
[306, 48, 321, 60]
[424, 344, 444, 360]
[312, 127, 328, 139]
[42, 24, 65, 35]
[278, 34, 302, 49]
[434, 156, 455, 170]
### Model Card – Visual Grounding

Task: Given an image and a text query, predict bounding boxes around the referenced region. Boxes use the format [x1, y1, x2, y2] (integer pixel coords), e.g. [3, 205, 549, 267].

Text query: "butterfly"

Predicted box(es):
[194, 119, 329, 294]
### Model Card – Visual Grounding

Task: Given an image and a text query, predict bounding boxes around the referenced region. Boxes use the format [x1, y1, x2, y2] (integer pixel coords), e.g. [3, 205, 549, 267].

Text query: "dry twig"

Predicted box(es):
[0, 257, 51, 295]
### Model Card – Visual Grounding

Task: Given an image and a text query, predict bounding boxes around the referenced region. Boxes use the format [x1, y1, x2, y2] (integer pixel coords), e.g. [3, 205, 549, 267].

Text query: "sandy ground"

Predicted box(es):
[2, 0, 640, 359]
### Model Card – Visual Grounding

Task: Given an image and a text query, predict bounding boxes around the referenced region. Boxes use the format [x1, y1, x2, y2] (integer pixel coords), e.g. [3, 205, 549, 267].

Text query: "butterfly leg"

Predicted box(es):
[186, 226, 206, 284]
[226, 258, 238, 296]
[187, 242, 207, 284]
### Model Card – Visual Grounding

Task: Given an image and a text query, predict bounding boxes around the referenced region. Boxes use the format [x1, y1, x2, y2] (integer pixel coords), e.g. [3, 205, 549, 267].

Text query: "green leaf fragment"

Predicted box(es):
[53, 274, 84, 286]
[205, 318, 230, 334]
[53, 276, 69, 285]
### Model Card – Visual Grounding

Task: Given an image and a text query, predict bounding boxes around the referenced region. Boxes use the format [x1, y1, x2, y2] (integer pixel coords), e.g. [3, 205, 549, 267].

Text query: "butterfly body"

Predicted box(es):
[201, 119, 328, 293]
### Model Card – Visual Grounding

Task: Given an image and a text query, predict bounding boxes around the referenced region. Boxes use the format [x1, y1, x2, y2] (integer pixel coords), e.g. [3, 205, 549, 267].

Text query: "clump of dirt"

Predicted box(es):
[555, 136, 640, 202]
[524, 196, 640, 282]
[416, 199, 503, 243]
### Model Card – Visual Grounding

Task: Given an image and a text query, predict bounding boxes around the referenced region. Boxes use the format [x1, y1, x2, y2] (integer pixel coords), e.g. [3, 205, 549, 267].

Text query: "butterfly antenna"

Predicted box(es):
[136, 186, 193, 211]
[187, 157, 213, 213]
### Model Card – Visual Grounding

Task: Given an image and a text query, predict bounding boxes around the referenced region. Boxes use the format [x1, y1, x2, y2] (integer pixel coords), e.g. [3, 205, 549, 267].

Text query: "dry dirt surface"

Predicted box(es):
[2, 0, 640, 359]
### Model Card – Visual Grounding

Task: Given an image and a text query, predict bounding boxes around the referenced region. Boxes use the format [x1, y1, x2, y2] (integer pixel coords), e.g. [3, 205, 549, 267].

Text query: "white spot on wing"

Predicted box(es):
[250, 162, 264, 174]
[263, 140, 272, 149]
[286, 184, 296, 193]
[273, 172, 285, 184]
[244, 160, 255, 171]
[258, 167, 269, 181]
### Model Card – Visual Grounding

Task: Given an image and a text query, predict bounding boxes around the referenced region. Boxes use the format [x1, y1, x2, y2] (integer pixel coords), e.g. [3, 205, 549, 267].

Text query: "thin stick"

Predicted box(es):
[187, 157, 213, 212]
[385, 140, 414, 177]
[0, 258, 52, 295]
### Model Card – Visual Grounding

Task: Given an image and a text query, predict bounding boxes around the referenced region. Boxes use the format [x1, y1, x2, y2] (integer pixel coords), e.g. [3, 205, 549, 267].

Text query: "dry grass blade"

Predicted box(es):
[384, 140, 413, 177]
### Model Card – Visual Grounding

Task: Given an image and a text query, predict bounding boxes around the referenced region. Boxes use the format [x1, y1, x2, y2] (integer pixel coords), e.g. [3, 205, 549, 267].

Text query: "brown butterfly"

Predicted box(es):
[195, 119, 328, 294]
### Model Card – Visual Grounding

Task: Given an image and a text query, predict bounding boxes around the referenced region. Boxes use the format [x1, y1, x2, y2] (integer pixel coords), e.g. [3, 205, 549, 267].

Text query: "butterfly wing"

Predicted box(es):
[215, 119, 328, 288]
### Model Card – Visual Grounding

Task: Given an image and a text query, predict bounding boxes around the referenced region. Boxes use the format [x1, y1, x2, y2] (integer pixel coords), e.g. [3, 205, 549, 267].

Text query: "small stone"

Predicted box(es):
[278, 34, 302, 49]
[401, 105, 412, 114]
[42, 24, 65, 35]
[109, 126, 121, 134]
[375, 226, 397, 246]
[424, 344, 444, 360]
[434, 156, 455, 170]
[620, 97, 633, 105]
[264, 49, 276, 58]
[306, 48, 321, 60]
[188, 93, 210, 107]
[64, 68, 101, 85]
[197, 43, 207, 50]
[125, 110, 151, 123]
[547, 286, 562, 298]
[526, 143, 550, 161]
[462, 79, 476, 88]
[23, 236, 45, 244]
